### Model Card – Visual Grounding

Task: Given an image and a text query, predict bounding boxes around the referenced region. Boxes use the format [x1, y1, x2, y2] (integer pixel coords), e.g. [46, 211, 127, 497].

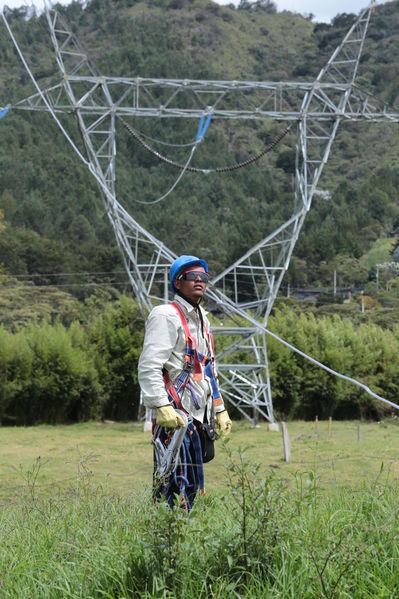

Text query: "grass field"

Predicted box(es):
[1, 418, 399, 501]
[1, 419, 399, 597]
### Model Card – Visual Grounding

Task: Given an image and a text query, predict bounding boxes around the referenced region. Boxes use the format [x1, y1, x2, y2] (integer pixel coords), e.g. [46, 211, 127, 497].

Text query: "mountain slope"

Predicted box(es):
[0, 0, 398, 293]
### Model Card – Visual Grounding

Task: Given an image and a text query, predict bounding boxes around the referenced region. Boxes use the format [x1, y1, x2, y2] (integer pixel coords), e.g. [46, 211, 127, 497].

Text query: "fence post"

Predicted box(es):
[315, 415, 318, 434]
[328, 416, 332, 439]
[357, 424, 361, 443]
[281, 421, 291, 463]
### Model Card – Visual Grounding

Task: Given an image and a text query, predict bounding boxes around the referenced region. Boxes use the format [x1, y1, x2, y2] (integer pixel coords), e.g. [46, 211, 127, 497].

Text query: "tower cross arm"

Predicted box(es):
[13, 76, 399, 122]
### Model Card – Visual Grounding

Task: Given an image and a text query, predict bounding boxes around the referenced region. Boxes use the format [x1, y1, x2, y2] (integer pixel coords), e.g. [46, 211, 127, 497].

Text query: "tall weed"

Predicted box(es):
[1, 448, 399, 597]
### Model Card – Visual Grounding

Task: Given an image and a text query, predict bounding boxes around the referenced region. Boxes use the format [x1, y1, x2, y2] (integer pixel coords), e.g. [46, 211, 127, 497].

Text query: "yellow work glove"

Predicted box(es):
[156, 405, 186, 429]
[216, 410, 232, 436]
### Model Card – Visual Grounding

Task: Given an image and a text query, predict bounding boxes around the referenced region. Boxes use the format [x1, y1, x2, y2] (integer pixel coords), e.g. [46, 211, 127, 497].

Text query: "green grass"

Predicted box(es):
[1, 419, 399, 501]
[1, 420, 399, 597]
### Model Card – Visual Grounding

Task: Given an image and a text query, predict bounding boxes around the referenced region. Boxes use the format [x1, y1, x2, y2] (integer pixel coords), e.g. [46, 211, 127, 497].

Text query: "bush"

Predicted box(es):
[21, 322, 101, 424]
[0, 295, 145, 425]
[0, 326, 33, 424]
[268, 305, 399, 420]
[1, 298, 398, 424]
[0, 320, 101, 425]
[88, 296, 144, 421]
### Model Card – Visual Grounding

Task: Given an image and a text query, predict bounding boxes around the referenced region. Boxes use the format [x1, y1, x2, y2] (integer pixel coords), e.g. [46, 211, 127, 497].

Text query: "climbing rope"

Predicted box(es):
[129, 111, 214, 204]
[129, 114, 208, 204]
[131, 143, 198, 205]
[120, 116, 293, 174]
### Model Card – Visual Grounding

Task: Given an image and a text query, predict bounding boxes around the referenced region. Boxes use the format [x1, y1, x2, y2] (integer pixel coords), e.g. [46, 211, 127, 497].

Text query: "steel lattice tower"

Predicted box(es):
[9, 1, 399, 423]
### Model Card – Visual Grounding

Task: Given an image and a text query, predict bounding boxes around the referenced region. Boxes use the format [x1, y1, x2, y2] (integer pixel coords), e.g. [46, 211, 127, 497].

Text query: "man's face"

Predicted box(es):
[174, 265, 208, 303]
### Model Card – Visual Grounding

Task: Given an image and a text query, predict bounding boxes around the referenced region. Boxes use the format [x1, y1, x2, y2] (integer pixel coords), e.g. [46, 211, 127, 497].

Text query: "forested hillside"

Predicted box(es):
[0, 0, 399, 295]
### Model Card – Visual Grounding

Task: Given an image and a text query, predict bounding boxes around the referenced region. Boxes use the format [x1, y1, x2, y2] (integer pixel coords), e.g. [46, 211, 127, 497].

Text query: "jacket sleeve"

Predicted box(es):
[138, 307, 179, 409]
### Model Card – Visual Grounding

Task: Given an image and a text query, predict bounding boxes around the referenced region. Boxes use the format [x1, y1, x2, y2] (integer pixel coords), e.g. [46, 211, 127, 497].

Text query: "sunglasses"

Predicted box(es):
[178, 271, 209, 283]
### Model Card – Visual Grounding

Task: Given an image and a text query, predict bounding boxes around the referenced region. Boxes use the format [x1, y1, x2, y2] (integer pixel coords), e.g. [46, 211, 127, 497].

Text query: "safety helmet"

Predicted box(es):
[169, 255, 208, 293]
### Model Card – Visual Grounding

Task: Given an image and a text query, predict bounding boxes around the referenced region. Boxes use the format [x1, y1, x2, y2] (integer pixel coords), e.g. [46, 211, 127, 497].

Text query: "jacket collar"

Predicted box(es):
[173, 294, 209, 317]
[173, 293, 197, 314]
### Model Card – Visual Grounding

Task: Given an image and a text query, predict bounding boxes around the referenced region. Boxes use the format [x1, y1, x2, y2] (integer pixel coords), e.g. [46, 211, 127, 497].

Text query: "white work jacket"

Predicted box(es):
[138, 295, 225, 423]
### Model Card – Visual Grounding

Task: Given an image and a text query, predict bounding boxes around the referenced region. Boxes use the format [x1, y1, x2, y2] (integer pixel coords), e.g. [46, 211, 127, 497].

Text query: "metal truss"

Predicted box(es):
[15, 75, 399, 124]
[9, 1, 399, 423]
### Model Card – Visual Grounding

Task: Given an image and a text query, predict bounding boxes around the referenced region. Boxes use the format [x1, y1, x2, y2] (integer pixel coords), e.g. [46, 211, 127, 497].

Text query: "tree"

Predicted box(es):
[88, 296, 144, 421]
[256, 0, 277, 13]
[238, 0, 276, 11]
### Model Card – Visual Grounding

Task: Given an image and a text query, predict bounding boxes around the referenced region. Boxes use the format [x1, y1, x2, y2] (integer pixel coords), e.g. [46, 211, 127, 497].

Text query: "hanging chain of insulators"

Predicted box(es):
[120, 117, 293, 173]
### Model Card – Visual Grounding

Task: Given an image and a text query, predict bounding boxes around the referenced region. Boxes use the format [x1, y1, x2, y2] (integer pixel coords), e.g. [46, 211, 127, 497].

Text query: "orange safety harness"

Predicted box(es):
[154, 301, 223, 508]
[163, 301, 224, 412]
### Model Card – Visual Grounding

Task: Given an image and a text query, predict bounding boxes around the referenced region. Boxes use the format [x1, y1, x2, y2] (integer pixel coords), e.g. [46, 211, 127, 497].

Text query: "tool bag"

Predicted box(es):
[196, 407, 216, 463]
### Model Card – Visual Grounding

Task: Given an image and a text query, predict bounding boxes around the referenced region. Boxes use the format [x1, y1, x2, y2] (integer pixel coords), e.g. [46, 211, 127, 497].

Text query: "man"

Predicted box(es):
[138, 254, 232, 508]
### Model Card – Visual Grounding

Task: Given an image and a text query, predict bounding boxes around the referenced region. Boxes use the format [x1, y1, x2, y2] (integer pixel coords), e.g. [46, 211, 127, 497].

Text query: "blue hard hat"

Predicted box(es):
[170, 255, 208, 293]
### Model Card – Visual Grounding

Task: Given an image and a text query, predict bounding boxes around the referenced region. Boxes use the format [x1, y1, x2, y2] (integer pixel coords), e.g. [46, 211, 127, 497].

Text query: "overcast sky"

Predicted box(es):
[0, 1, 381, 23]
[217, 1, 377, 22]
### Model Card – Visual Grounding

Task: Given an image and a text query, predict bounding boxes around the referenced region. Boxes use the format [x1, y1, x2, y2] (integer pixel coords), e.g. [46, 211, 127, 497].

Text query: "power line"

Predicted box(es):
[1, 282, 130, 290]
[9, 270, 128, 278]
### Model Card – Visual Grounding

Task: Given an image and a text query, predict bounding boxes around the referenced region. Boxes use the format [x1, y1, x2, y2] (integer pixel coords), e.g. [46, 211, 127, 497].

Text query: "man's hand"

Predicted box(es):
[156, 405, 186, 428]
[216, 410, 232, 436]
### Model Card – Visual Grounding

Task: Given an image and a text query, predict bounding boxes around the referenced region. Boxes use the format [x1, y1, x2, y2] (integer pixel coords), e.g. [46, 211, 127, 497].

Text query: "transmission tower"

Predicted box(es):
[7, 1, 399, 423]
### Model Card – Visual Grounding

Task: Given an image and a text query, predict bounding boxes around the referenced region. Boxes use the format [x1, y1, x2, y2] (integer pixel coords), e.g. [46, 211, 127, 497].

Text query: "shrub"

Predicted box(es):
[268, 305, 399, 420]
[88, 295, 144, 421]
[0, 326, 33, 424]
[0, 322, 101, 425]
[23, 322, 101, 424]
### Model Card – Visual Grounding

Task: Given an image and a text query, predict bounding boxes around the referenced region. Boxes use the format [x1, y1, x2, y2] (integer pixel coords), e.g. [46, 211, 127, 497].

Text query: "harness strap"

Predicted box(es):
[164, 301, 224, 410]
[171, 302, 203, 379]
[157, 302, 220, 508]
[163, 369, 182, 409]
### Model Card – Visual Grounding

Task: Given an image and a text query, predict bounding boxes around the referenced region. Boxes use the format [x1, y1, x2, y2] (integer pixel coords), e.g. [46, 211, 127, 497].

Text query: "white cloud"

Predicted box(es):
[214, 0, 380, 23]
